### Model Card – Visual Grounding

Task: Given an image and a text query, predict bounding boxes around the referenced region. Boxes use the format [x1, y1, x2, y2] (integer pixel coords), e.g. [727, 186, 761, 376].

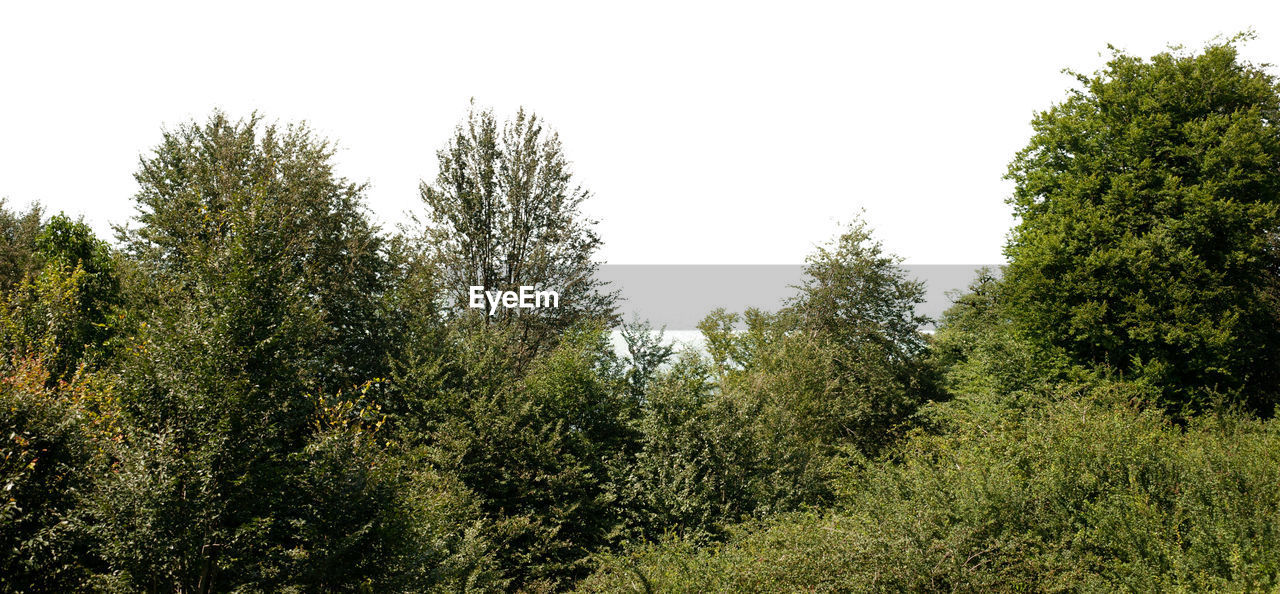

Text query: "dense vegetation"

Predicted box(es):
[3, 38, 1280, 592]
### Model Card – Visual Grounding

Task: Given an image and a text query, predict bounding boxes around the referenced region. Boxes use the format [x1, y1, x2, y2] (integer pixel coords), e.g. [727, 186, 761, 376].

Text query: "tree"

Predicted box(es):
[0, 356, 117, 593]
[416, 321, 637, 590]
[1003, 36, 1280, 413]
[754, 218, 936, 459]
[0, 200, 43, 292]
[100, 112, 414, 591]
[930, 268, 1057, 404]
[417, 103, 617, 359]
[790, 217, 935, 395]
[686, 218, 936, 515]
[123, 111, 394, 393]
[1, 214, 120, 382]
[614, 351, 758, 543]
[619, 318, 675, 400]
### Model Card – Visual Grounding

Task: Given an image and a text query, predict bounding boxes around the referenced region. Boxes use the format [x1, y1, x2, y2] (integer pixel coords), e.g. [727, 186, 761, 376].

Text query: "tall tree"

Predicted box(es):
[1003, 36, 1280, 412]
[417, 103, 617, 358]
[102, 112, 413, 591]
[124, 111, 393, 393]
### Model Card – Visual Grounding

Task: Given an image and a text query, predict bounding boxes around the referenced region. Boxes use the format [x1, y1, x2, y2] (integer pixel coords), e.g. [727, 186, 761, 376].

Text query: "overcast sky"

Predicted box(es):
[2, 1, 1278, 264]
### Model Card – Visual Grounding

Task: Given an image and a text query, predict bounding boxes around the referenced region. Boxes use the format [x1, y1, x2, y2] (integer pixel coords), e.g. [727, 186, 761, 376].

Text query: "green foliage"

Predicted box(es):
[124, 111, 394, 393]
[0, 358, 117, 593]
[1003, 36, 1280, 413]
[608, 220, 939, 550]
[931, 268, 1068, 404]
[585, 387, 1280, 592]
[418, 103, 618, 361]
[13, 45, 1280, 589]
[613, 352, 758, 544]
[0, 200, 42, 293]
[693, 219, 936, 511]
[280, 404, 501, 592]
[0, 213, 120, 381]
[88, 112, 436, 592]
[618, 319, 674, 401]
[393, 318, 637, 590]
[1, 263, 90, 374]
[792, 217, 931, 368]
[753, 218, 936, 457]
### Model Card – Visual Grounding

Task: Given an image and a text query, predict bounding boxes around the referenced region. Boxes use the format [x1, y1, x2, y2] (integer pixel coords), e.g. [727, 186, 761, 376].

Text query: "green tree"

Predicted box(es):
[124, 111, 394, 393]
[791, 218, 931, 370]
[0, 200, 43, 292]
[1003, 36, 1280, 412]
[619, 318, 674, 400]
[98, 112, 418, 591]
[0, 356, 117, 593]
[930, 268, 1060, 403]
[727, 218, 935, 458]
[585, 385, 1280, 593]
[405, 319, 637, 590]
[417, 104, 618, 360]
[1, 215, 120, 381]
[668, 219, 936, 520]
[614, 351, 758, 543]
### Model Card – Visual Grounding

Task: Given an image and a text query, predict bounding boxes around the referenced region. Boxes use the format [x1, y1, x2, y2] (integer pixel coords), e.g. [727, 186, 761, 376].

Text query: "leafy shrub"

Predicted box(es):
[584, 385, 1280, 592]
[613, 352, 758, 544]
[398, 319, 638, 590]
[0, 358, 117, 592]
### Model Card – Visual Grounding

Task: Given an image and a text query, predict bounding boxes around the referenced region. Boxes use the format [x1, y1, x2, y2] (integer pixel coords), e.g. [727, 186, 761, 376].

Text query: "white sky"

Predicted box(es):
[2, 1, 1278, 264]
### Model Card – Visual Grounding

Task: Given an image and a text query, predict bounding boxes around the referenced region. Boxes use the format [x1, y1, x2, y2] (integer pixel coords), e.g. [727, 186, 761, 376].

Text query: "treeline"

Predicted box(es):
[583, 36, 1280, 592]
[4, 37, 1280, 593]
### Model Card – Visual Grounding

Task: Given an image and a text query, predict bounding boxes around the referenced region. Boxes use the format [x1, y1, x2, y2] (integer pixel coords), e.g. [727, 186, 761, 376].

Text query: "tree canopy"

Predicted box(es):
[1003, 36, 1280, 413]
[8, 41, 1280, 590]
[417, 104, 618, 360]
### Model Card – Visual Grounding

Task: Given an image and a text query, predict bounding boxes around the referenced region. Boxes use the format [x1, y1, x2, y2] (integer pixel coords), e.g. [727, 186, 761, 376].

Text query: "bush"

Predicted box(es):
[400, 319, 638, 590]
[0, 358, 116, 592]
[584, 385, 1280, 592]
[661, 219, 936, 520]
[612, 352, 757, 544]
